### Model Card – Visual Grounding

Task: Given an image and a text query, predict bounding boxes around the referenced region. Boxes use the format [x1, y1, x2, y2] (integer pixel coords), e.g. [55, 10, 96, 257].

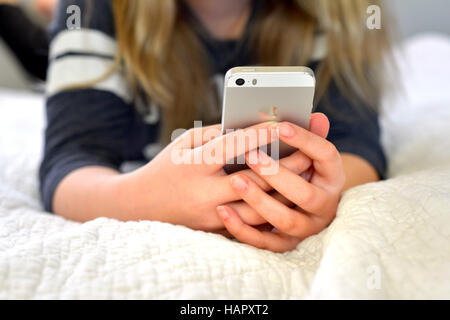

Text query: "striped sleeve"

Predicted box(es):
[39, 0, 142, 213]
[46, 0, 131, 102]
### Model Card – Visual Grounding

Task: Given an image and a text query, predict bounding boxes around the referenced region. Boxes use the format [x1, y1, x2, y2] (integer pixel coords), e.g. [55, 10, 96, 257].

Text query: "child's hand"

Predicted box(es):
[216, 114, 346, 252]
[121, 122, 280, 231]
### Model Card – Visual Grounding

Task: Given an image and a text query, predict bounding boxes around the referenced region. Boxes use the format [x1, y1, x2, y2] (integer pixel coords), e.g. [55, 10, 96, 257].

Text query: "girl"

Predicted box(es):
[40, 0, 391, 252]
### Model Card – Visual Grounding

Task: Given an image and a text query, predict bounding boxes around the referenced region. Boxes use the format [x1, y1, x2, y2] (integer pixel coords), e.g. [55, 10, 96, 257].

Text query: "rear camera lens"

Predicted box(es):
[235, 78, 245, 86]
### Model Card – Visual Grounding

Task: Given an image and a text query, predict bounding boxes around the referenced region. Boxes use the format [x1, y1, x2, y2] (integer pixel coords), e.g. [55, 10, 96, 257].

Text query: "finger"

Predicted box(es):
[216, 205, 300, 253]
[227, 151, 312, 192]
[229, 174, 319, 238]
[211, 228, 233, 239]
[173, 124, 222, 149]
[271, 191, 295, 207]
[309, 112, 330, 139]
[229, 169, 272, 192]
[200, 122, 278, 170]
[279, 150, 312, 176]
[215, 168, 274, 204]
[227, 201, 266, 225]
[276, 121, 343, 182]
[227, 191, 294, 225]
[246, 150, 329, 215]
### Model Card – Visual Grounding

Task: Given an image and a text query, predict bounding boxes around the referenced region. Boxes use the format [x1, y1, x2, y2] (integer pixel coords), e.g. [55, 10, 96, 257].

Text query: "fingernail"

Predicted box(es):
[279, 123, 295, 137]
[230, 175, 248, 193]
[216, 206, 229, 220]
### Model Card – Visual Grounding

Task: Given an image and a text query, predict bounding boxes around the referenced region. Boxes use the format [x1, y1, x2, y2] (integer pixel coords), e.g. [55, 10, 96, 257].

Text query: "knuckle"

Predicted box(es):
[293, 154, 310, 173]
[280, 216, 297, 234]
[322, 143, 339, 161]
[302, 135, 315, 152]
[301, 187, 316, 204]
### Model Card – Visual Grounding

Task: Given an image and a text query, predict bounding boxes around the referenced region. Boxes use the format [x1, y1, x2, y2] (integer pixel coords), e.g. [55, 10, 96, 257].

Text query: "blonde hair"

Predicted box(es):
[111, 0, 393, 140]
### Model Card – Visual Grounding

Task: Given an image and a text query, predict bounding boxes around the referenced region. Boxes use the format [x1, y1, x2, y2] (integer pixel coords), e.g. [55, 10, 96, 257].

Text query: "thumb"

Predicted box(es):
[309, 112, 330, 139]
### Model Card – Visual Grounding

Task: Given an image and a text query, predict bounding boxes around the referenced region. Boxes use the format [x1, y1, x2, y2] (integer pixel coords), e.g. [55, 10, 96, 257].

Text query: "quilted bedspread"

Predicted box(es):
[0, 34, 449, 299]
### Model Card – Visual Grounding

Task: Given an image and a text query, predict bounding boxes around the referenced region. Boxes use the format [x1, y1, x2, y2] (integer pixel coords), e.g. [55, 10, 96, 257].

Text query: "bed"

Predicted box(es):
[0, 34, 449, 299]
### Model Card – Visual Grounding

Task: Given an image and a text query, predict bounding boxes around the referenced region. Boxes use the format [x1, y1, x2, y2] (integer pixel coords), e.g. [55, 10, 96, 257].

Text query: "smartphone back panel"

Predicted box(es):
[221, 67, 315, 167]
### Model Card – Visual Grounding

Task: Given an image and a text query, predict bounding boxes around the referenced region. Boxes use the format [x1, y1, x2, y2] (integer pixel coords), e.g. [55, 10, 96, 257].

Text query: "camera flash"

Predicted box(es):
[252, 79, 257, 85]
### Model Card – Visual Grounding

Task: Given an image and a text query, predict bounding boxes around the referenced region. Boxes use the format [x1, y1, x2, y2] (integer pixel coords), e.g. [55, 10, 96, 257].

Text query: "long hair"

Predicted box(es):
[112, 0, 393, 140]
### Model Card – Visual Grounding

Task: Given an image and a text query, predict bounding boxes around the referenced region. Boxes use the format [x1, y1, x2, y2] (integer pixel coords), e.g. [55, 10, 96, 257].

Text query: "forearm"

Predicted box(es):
[52, 167, 138, 222]
[340, 153, 380, 191]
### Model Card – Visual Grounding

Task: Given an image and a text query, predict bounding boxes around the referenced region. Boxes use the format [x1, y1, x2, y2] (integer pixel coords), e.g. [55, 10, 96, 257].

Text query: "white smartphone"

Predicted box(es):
[221, 66, 315, 173]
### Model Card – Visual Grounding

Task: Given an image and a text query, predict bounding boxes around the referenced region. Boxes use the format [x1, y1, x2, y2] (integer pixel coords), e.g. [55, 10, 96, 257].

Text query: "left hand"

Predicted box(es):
[216, 113, 346, 252]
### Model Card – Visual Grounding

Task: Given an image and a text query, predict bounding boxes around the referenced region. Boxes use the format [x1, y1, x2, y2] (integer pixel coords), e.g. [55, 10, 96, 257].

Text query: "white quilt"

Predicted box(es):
[0, 34, 449, 299]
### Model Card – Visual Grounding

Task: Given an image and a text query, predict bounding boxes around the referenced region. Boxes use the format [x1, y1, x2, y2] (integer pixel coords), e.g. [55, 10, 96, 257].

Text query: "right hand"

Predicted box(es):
[119, 113, 328, 232]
